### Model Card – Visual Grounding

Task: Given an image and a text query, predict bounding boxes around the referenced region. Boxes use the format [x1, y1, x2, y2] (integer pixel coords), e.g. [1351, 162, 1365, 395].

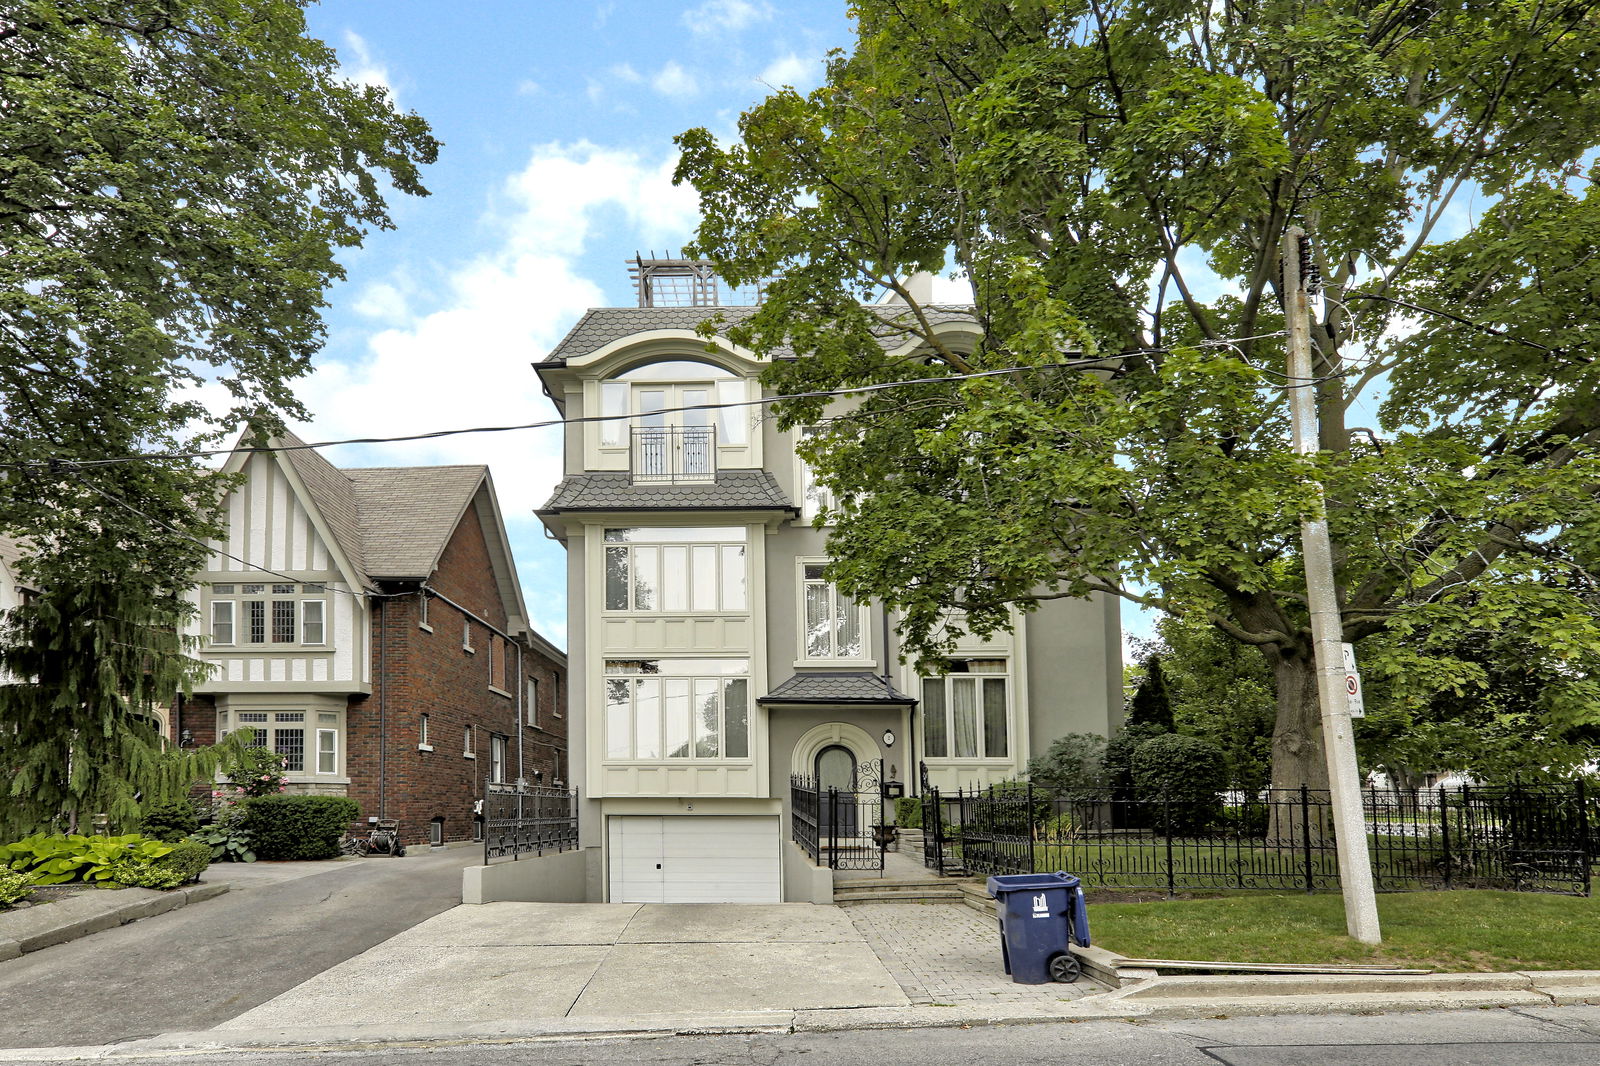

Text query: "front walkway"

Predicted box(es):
[846, 903, 1088, 1005]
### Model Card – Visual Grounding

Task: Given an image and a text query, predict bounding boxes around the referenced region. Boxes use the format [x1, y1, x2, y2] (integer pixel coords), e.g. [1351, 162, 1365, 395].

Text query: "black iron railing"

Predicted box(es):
[790, 761, 888, 872]
[482, 783, 579, 864]
[630, 426, 716, 482]
[917, 779, 1591, 896]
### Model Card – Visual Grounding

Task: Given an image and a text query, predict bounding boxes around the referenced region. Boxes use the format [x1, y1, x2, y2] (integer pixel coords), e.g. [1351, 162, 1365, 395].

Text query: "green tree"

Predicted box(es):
[677, 0, 1600, 793]
[1147, 621, 1277, 790]
[0, 1, 437, 835]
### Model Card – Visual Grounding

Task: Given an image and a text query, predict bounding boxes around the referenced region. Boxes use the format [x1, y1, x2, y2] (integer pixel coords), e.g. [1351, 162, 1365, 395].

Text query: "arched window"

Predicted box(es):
[599, 359, 749, 454]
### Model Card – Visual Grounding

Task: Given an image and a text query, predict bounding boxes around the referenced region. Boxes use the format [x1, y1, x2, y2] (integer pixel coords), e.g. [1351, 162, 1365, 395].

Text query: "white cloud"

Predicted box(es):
[339, 30, 391, 94]
[759, 52, 820, 91]
[651, 61, 701, 100]
[609, 62, 643, 84]
[516, 79, 542, 97]
[292, 145, 702, 648]
[684, 0, 773, 35]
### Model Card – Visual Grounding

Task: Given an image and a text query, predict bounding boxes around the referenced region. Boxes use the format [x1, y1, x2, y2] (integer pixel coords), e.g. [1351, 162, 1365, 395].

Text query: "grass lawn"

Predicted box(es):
[1086, 890, 1600, 972]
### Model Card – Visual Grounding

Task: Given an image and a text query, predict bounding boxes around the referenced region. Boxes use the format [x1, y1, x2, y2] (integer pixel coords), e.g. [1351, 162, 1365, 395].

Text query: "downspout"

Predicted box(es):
[516, 640, 525, 786]
[378, 595, 387, 819]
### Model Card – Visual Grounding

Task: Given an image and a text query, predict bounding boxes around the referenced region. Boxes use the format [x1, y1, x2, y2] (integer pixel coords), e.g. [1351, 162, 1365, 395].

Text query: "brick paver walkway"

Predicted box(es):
[845, 902, 1089, 1005]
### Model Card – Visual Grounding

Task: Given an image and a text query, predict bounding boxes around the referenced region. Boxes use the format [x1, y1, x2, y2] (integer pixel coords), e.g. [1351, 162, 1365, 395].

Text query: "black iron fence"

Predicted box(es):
[920, 780, 1592, 896]
[790, 761, 889, 871]
[482, 783, 579, 865]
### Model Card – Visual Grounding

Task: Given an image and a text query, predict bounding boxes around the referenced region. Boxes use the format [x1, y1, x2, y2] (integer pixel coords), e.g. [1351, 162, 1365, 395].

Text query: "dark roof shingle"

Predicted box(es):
[759, 672, 915, 705]
[541, 471, 793, 512]
[347, 466, 487, 579]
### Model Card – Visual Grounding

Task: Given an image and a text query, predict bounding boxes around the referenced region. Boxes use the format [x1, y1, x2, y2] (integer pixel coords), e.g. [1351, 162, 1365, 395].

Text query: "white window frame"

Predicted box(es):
[210, 601, 235, 646]
[418, 712, 432, 752]
[603, 659, 751, 762]
[596, 361, 750, 451]
[220, 710, 312, 775]
[418, 592, 432, 632]
[463, 723, 476, 758]
[490, 733, 507, 783]
[796, 426, 839, 524]
[316, 727, 339, 776]
[920, 659, 1012, 762]
[462, 619, 474, 653]
[527, 677, 539, 728]
[796, 558, 871, 667]
[602, 527, 748, 614]
[300, 599, 326, 645]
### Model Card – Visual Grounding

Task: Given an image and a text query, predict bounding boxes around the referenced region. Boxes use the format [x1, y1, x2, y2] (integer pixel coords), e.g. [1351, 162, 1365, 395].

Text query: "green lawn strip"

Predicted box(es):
[1086, 891, 1600, 972]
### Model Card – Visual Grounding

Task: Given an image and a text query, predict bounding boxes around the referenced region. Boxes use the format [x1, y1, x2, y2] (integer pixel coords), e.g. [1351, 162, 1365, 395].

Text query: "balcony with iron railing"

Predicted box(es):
[630, 426, 717, 483]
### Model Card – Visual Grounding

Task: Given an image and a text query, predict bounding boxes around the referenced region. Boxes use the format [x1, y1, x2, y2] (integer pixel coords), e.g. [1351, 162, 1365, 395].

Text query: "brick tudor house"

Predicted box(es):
[173, 432, 567, 848]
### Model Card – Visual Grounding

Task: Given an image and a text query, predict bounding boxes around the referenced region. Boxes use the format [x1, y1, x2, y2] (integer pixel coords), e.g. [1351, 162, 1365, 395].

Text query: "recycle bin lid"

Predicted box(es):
[985, 871, 1081, 896]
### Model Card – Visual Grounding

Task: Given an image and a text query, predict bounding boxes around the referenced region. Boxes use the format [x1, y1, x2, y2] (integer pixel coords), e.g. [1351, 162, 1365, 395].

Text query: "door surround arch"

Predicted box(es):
[791, 722, 880, 777]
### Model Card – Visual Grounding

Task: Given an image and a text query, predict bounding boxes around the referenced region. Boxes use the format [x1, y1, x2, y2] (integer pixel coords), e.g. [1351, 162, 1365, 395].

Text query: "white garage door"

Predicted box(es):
[608, 815, 781, 903]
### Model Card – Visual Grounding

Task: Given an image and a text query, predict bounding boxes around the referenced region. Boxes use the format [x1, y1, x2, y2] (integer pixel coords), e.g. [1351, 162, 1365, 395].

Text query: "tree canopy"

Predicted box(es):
[677, 0, 1600, 789]
[0, 0, 437, 833]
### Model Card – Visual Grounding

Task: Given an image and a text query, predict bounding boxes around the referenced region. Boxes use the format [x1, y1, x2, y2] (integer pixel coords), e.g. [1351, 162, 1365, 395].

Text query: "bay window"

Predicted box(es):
[604, 658, 750, 760]
[921, 659, 1010, 760]
[218, 709, 344, 776]
[603, 527, 747, 612]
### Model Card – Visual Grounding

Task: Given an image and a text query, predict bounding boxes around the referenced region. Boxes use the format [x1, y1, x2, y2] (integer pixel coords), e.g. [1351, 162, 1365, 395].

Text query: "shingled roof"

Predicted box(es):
[273, 433, 488, 584]
[540, 304, 979, 364]
[540, 471, 794, 513]
[758, 672, 915, 705]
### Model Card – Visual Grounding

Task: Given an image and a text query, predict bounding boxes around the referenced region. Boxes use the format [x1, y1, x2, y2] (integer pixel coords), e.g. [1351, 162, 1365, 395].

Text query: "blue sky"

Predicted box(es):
[285, 2, 854, 648]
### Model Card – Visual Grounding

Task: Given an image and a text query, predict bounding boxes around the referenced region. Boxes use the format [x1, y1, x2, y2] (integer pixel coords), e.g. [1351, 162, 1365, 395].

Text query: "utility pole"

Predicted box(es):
[1282, 226, 1382, 944]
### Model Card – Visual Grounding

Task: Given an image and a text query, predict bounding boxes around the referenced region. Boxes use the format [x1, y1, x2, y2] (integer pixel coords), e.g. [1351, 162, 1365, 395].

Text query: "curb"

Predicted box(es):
[0, 881, 228, 961]
[3, 968, 1598, 1061]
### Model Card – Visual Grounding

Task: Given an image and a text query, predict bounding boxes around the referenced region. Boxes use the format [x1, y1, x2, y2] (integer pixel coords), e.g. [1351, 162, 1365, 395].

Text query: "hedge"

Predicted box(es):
[240, 796, 360, 860]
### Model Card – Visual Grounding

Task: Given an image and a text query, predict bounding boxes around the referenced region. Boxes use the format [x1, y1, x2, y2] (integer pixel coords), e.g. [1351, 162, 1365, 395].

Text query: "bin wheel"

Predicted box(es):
[394, 845, 406, 857]
[1048, 952, 1081, 983]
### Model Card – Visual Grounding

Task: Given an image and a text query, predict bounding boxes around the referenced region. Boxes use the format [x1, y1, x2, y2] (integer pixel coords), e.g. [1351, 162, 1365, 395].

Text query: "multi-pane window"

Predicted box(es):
[220, 710, 322, 774]
[598, 360, 749, 449]
[922, 659, 1010, 760]
[603, 527, 747, 612]
[208, 583, 326, 647]
[604, 659, 750, 760]
[801, 562, 864, 660]
[490, 734, 507, 783]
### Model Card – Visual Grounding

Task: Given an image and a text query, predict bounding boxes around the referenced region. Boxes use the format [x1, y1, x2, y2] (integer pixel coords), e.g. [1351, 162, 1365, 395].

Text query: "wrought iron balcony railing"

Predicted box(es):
[630, 426, 716, 483]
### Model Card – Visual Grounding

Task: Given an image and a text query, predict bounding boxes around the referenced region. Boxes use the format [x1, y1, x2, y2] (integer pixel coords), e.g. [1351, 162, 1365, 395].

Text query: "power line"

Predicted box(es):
[0, 332, 1319, 472]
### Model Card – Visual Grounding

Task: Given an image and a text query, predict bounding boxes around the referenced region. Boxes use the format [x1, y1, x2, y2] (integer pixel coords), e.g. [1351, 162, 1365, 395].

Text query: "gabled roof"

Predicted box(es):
[539, 304, 980, 365]
[758, 672, 916, 705]
[347, 465, 487, 580]
[540, 471, 793, 513]
[278, 434, 370, 584]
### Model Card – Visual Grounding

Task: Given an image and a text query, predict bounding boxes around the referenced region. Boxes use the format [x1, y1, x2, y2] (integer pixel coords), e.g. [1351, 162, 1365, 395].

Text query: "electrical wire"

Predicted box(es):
[0, 335, 1309, 473]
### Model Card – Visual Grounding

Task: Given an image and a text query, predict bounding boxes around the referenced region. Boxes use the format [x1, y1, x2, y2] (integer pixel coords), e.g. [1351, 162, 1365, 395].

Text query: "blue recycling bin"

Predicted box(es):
[985, 871, 1091, 984]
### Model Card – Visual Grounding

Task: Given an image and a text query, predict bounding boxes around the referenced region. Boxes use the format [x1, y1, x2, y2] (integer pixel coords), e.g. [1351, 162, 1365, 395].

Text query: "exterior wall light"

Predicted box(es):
[882, 728, 895, 748]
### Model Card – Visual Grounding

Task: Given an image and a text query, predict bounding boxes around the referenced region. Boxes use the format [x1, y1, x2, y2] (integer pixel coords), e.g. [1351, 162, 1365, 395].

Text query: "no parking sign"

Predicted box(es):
[1341, 642, 1365, 719]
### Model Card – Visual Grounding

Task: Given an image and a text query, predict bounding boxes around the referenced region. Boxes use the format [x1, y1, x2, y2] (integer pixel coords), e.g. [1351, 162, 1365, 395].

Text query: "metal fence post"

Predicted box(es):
[1301, 785, 1315, 894]
[1027, 782, 1038, 875]
[827, 787, 839, 870]
[1438, 785, 1452, 890]
[1163, 791, 1175, 899]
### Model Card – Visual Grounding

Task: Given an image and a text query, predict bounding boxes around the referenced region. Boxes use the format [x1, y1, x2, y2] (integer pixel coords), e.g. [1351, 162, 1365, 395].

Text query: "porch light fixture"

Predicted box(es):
[882, 729, 895, 748]
[179, 729, 193, 748]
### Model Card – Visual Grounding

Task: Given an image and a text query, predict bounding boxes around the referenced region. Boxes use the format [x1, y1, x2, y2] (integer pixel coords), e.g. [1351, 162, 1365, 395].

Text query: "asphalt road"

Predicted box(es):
[0, 845, 478, 1049]
[45, 1006, 1600, 1066]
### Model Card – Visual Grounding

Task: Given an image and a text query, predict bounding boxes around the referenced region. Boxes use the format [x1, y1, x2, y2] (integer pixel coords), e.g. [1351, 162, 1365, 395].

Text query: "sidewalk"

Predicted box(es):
[4, 898, 1599, 1061]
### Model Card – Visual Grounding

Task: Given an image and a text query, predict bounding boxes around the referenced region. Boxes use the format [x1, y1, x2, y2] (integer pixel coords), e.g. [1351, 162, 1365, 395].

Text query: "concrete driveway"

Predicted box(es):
[217, 903, 910, 1028]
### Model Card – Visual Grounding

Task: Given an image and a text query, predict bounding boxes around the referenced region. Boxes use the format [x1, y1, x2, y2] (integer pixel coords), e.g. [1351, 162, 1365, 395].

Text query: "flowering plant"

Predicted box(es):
[221, 747, 289, 798]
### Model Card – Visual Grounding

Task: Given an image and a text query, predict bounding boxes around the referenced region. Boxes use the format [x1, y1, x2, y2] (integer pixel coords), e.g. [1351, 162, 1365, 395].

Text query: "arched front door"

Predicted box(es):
[815, 744, 859, 839]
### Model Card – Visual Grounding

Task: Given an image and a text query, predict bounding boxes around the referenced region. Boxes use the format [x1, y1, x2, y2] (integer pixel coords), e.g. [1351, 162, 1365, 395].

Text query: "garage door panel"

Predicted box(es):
[609, 816, 779, 903]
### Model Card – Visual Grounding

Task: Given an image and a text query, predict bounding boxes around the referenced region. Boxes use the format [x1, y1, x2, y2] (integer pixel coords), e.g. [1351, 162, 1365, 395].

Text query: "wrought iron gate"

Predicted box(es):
[791, 759, 888, 871]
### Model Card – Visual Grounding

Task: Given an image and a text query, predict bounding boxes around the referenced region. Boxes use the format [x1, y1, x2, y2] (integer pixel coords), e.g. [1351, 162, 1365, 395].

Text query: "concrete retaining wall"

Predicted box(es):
[462, 847, 591, 904]
[782, 840, 833, 904]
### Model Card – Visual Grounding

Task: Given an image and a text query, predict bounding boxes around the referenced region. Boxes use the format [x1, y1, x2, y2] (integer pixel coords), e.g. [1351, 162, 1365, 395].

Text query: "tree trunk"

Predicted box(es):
[1267, 651, 1334, 847]
[1269, 651, 1329, 793]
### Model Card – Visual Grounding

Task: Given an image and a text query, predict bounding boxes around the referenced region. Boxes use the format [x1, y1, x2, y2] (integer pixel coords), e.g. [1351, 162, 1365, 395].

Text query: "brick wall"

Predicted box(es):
[346, 502, 568, 846]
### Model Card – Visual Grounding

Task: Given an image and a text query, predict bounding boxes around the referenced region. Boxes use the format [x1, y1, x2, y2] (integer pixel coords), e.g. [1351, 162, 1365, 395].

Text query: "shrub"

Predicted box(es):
[221, 746, 289, 798]
[0, 869, 34, 908]
[139, 799, 202, 843]
[894, 796, 922, 828]
[195, 805, 255, 863]
[1039, 812, 1081, 842]
[111, 839, 211, 889]
[0, 833, 174, 884]
[241, 795, 360, 860]
[1130, 734, 1228, 835]
[1026, 733, 1109, 802]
